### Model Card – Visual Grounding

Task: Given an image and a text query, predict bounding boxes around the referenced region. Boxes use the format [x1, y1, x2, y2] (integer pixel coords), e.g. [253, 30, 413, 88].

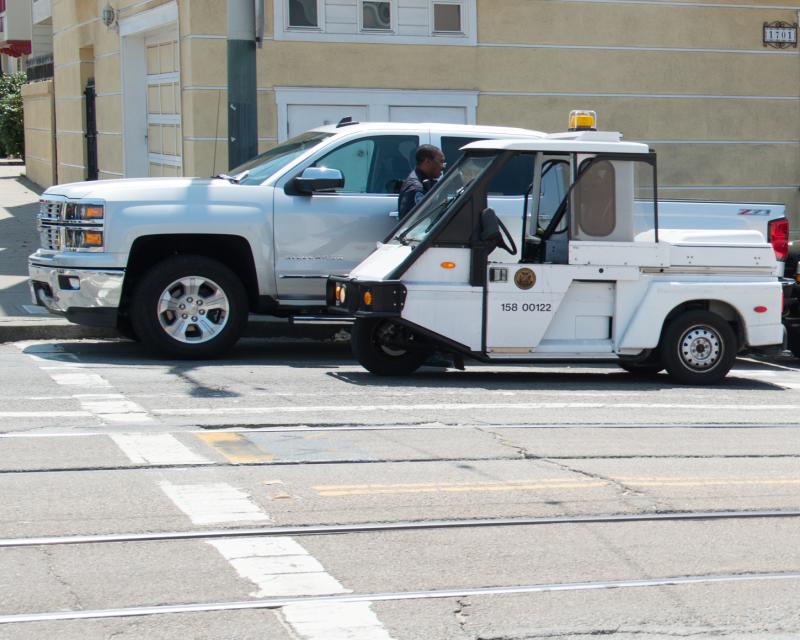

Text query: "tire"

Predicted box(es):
[661, 310, 737, 385]
[116, 317, 139, 342]
[130, 255, 248, 358]
[618, 360, 663, 377]
[787, 326, 800, 359]
[350, 318, 428, 376]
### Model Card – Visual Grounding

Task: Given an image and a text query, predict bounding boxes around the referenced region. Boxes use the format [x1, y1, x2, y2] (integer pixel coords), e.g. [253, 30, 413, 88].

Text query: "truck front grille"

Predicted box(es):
[37, 198, 105, 252]
[38, 200, 64, 250]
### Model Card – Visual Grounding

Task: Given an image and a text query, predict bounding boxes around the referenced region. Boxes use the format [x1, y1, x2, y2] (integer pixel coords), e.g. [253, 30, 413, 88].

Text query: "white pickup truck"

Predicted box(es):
[329, 115, 785, 384]
[28, 119, 790, 358]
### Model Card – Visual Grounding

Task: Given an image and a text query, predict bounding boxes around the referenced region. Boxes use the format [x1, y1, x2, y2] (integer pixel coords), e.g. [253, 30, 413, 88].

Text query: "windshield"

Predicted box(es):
[226, 131, 334, 185]
[393, 154, 498, 244]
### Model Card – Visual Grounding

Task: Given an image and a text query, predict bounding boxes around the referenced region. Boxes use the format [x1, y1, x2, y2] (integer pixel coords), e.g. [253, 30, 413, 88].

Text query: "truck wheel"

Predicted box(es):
[662, 311, 736, 385]
[130, 255, 248, 359]
[116, 317, 139, 342]
[787, 327, 800, 359]
[350, 318, 428, 376]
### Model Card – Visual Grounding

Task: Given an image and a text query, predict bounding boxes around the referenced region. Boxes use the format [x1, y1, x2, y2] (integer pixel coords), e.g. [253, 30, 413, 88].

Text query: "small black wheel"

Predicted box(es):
[130, 255, 248, 359]
[662, 310, 736, 385]
[350, 318, 428, 376]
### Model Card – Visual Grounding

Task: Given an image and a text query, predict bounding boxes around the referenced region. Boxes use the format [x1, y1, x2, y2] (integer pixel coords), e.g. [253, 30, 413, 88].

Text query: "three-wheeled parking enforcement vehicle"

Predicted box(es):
[328, 112, 784, 385]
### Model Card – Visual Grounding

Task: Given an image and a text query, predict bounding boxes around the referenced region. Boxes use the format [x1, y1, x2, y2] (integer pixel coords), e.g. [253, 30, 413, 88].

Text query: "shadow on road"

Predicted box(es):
[17, 338, 794, 393]
[326, 368, 787, 392]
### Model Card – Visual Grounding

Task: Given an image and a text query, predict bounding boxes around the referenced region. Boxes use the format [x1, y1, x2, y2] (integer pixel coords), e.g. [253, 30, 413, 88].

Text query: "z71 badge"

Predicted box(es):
[514, 268, 536, 290]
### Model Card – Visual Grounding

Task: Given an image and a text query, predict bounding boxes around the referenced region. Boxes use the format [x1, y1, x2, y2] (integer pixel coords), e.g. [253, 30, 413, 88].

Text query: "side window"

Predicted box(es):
[488, 153, 534, 196]
[538, 160, 569, 231]
[440, 139, 533, 196]
[313, 135, 418, 194]
[574, 159, 616, 238]
[441, 136, 482, 166]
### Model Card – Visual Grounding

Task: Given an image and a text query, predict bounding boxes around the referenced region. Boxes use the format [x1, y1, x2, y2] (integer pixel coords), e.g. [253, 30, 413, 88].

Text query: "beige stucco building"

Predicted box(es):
[19, 0, 800, 232]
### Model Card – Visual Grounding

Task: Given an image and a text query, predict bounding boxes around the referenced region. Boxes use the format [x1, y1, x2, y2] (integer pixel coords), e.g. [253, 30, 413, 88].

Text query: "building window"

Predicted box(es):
[276, 0, 475, 44]
[362, 1, 391, 31]
[433, 3, 462, 33]
[289, 0, 318, 28]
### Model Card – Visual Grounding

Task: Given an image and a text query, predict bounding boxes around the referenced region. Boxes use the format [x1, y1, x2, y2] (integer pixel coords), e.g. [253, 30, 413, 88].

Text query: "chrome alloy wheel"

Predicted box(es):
[677, 324, 722, 371]
[157, 276, 230, 344]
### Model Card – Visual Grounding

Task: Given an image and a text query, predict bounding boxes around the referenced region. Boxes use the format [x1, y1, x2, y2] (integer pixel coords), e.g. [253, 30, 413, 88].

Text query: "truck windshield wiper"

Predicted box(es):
[214, 171, 249, 184]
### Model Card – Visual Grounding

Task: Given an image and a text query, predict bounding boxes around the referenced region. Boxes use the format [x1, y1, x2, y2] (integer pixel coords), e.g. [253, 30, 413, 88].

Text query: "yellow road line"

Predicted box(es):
[317, 482, 607, 497]
[314, 478, 800, 497]
[627, 479, 800, 488]
[195, 432, 273, 464]
[314, 480, 591, 491]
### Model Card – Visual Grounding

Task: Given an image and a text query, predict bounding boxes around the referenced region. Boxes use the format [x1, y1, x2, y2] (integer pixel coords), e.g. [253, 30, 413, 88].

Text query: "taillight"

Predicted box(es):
[768, 218, 789, 261]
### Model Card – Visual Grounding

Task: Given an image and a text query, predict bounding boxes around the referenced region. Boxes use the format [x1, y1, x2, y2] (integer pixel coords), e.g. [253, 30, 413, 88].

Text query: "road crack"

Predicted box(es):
[477, 427, 665, 511]
[42, 546, 83, 610]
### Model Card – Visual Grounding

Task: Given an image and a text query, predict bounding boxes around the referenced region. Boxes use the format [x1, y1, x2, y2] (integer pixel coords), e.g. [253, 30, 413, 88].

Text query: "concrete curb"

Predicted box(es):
[0, 316, 351, 344]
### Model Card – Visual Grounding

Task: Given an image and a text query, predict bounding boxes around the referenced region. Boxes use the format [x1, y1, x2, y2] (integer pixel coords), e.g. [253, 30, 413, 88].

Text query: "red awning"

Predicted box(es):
[0, 40, 31, 57]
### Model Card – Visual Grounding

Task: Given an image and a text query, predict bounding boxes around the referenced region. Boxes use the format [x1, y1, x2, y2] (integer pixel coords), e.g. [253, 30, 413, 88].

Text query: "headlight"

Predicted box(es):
[65, 203, 104, 220]
[336, 284, 347, 304]
[65, 228, 104, 250]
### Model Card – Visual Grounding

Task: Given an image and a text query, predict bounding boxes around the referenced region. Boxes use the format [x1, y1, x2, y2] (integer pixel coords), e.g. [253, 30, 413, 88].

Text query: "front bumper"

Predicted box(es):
[327, 277, 407, 317]
[29, 261, 125, 327]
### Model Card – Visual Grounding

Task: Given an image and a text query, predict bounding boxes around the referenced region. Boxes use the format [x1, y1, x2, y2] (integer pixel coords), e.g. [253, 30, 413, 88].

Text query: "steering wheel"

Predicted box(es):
[496, 216, 518, 255]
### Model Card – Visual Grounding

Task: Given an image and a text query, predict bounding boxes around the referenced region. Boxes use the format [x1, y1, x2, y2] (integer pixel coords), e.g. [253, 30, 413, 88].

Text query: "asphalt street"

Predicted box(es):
[1, 337, 799, 639]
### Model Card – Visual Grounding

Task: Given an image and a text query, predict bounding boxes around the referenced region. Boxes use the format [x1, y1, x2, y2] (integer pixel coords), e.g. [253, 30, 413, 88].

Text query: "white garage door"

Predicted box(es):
[389, 105, 467, 124]
[145, 29, 182, 177]
[287, 105, 369, 138]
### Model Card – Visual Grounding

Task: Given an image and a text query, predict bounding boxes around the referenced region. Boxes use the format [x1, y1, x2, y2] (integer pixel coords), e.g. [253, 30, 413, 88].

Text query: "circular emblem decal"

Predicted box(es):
[514, 268, 536, 290]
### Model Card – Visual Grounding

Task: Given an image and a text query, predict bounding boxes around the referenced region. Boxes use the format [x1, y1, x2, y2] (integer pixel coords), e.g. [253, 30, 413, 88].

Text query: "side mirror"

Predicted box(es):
[293, 167, 345, 194]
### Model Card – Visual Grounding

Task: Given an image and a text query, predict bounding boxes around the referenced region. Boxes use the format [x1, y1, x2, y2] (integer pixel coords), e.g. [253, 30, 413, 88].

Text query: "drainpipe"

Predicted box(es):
[227, 0, 258, 169]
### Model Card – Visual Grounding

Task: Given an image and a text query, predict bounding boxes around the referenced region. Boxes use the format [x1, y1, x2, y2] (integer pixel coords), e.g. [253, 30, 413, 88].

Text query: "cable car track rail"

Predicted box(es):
[3, 508, 800, 549]
[1, 571, 799, 625]
[4, 422, 800, 440]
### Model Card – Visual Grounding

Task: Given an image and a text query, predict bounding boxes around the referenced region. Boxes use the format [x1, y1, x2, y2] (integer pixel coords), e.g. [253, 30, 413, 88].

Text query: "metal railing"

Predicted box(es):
[26, 53, 54, 82]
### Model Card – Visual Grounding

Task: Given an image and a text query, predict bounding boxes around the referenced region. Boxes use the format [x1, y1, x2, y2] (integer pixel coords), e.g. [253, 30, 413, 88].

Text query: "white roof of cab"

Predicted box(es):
[311, 121, 547, 138]
[463, 130, 649, 155]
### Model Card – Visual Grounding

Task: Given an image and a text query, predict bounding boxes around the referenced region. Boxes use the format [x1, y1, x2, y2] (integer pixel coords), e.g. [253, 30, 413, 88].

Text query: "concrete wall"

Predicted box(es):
[22, 80, 57, 188]
[22, 0, 800, 233]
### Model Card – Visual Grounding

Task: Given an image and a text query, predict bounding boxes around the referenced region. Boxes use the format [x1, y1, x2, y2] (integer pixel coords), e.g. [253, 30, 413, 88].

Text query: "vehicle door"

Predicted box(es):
[484, 154, 577, 355]
[273, 132, 424, 302]
[483, 154, 658, 356]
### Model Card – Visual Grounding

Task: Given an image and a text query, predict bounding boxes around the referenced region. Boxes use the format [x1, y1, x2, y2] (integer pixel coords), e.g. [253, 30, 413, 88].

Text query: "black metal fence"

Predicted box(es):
[26, 53, 54, 82]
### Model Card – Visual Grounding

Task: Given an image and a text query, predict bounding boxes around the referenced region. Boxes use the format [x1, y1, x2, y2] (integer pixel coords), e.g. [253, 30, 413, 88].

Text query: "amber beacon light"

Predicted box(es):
[568, 110, 597, 131]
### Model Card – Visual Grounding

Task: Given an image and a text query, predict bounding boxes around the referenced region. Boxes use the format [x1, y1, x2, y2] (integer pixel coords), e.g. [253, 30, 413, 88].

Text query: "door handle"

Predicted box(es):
[389, 210, 399, 219]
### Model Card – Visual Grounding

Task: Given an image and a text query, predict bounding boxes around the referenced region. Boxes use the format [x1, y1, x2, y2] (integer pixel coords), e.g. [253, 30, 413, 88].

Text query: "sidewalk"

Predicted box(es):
[0, 163, 342, 344]
[0, 162, 109, 342]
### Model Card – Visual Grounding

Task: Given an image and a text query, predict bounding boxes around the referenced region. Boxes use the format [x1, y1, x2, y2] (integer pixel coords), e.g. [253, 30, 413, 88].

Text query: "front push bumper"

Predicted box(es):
[28, 262, 125, 327]
[327, 277, 407, 317]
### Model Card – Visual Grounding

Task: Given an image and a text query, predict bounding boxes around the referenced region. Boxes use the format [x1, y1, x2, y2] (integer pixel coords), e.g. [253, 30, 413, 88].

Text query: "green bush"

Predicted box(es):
[0, 72, 26, 159]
